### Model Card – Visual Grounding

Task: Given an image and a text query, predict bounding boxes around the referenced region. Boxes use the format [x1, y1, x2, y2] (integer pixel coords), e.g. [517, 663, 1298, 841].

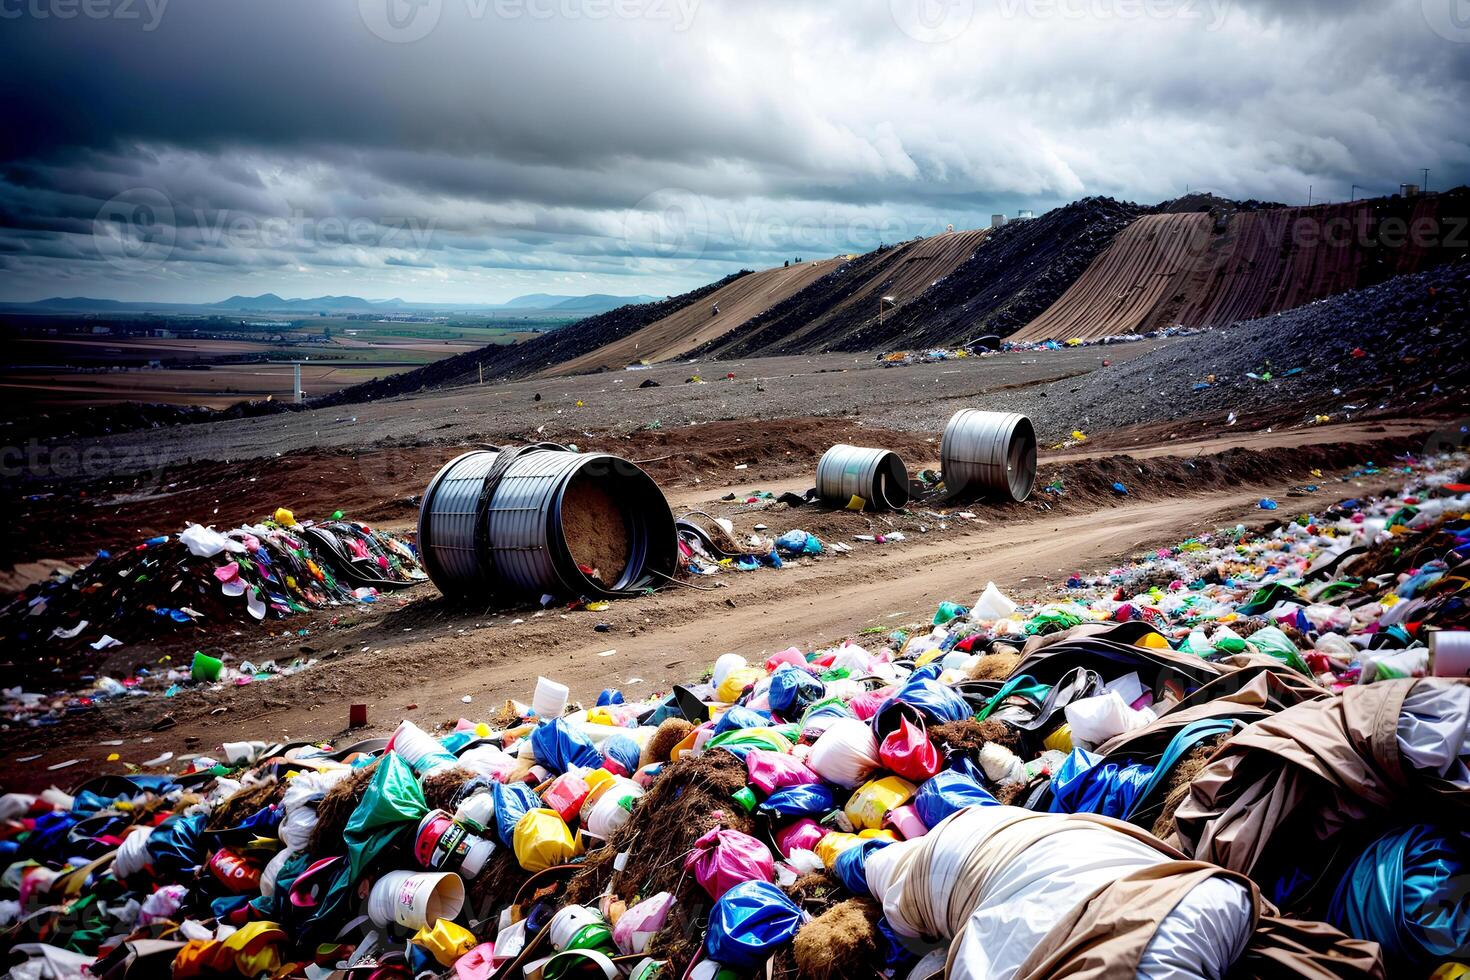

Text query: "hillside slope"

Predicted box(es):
[842, 197, 1147, 351]
[1012, 190, 1469, 342]
[544, 257, 842, 376]
[696, 228, 990, 358]
[316, 272, 748, 405]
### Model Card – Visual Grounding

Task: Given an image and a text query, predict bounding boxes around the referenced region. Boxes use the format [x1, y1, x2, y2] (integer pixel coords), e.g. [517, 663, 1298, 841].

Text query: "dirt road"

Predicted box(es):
[2, 437, 1408, 788]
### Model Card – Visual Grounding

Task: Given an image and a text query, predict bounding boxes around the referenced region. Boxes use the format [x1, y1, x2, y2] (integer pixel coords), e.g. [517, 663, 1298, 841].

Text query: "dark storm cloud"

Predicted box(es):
[0, 0, 1466, 302]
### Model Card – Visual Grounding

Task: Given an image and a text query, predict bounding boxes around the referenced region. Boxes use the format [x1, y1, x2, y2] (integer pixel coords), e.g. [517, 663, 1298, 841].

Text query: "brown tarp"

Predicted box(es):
[1171, 678, 1470, 879]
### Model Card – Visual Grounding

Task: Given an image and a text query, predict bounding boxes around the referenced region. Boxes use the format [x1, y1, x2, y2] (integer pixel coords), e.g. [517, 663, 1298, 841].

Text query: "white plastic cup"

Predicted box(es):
[369, 870, 465, 930]
[533, 677, 570, 718]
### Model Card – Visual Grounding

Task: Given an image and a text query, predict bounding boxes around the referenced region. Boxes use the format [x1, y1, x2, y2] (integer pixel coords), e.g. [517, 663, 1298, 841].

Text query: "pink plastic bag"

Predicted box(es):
[773, 819, 826, 857]
[765, 647, 808, 672]
[848, 687, 897, 722]
[683, 828, 774, 900]
[613, 891, 674, 954]
[746, 749, 821, 795]
[878, 719, 941, 782]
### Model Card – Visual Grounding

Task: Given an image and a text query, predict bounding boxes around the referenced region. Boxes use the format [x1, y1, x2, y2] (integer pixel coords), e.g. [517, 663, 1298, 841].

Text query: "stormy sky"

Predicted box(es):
[2, 0, 1467, 304]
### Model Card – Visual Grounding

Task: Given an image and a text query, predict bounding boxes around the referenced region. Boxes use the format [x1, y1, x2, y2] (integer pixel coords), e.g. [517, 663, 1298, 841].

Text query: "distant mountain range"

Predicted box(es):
[2, 292, 660, 316]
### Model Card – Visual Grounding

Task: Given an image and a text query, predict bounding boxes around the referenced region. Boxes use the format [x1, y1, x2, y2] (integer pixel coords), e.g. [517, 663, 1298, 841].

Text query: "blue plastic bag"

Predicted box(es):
[492, 781, 541, 847]
[872, 668, 971, 737]
[776, 530, 822, 557]
[531, 718, 602, 774]
[705, 880, 804, 969]
[1327, 824, 1470, 969]
[602, 734, 641, 777]
[714, 705, 771, 736]
[758, 783, 837, 820]
[1048, 748, 1153, 819]
[833, 837, 891, 895]
[767, 664, 825, 716]
[145, 812, 208, 878]
[913, 770, 997, 829]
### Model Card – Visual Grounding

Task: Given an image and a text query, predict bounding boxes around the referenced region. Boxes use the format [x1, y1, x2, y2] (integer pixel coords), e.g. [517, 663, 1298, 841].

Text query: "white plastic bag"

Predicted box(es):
[972, 582, 1018, 621]
[808, 718, 881, 787]
[1064, 691, 1156, 747]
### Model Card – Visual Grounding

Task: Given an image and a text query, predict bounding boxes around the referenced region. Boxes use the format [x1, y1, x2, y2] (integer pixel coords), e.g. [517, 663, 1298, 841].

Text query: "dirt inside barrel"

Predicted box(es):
[560, 471, 631, 586]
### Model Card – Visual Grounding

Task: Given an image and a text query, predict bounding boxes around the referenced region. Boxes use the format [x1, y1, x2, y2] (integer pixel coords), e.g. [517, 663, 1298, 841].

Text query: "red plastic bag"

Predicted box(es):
[683, 828, 774, 900]
[848, 687, 897, 721]
[878, 718, 940, 782]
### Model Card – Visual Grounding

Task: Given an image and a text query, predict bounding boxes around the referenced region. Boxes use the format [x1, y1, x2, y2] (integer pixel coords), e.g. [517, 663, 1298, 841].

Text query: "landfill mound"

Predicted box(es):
[971, 259, 1470, 439]
[544, 258, 843, 376]
[693, 228, 992, 359]
[4, 455, 1468, 977]
[314, 272, 749, 406]
[1011, 189, 1470, 342]
[835, 197, 1148, 352]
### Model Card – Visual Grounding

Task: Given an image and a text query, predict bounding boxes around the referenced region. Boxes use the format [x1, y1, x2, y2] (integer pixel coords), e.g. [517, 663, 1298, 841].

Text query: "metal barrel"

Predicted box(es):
[417, 448, 677, 600]
[940, 410, 1037, 502]
[815, 444, 911, 511]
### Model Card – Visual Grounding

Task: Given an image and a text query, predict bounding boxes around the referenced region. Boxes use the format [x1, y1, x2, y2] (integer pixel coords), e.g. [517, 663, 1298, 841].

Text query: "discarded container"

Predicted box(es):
[815, 445, 911, 511]
[191, 651, 223, 682]
[368, 870, 465, 930]
[940, 410, 1038, 502]
[533, 677, 570, 719]
[417, 446, 678, 600]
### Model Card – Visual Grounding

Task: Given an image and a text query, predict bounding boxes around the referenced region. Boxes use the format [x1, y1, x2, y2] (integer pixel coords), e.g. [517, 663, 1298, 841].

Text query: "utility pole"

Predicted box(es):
[1350, 184, 1360, 203]
[1307, 185, 1313, 207]
[1422, 168, 1431, 193]
[478, 362, 483, 385]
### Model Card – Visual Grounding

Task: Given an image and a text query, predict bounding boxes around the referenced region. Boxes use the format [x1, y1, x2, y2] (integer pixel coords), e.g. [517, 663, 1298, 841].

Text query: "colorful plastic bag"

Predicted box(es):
[878, 719, 941, 782]
[413, 919, 478, 967]
[344, 752, 429, 881]
[531, 718, 602, 774]
[845, 776, 918, 831]
[913, 769, 998, 829]
[833, 837, 891, 894]
[767, 665, 825, 716]
[492, 781, 540, 848]
[808, 718, 881, 788]
[613, 892, 675, 955]
[704, 880, 804, 969]
[684, 828, 774, 900]
[745, 749, 821, 795]
[513, 809, 583, 872]
[758, 783, 837, 820]
[773, 819, 827, 857]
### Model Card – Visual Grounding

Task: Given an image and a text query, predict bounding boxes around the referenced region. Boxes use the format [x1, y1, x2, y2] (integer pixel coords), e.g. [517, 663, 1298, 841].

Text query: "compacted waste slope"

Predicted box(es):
[698, 228, 991, 358]
[1012, 190, 1469, 342]
[544, 258, 842, 376]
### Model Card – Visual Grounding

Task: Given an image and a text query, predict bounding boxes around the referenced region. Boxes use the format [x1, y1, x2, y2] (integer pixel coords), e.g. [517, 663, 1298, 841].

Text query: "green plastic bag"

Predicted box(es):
[344, 752, 428, 881]
[1246, 626, 1311, 675]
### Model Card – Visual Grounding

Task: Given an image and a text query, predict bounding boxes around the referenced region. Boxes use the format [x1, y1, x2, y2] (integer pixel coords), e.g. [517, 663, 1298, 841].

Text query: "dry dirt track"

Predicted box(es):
[2, 424, 1424, 787]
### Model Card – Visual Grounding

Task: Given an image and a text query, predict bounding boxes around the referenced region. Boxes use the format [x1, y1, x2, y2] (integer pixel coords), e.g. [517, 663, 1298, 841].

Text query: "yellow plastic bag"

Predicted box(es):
[273, 507, 296, 526]
[413, 919, 478, 967]
[1044, 725, 1073, 754]
[717, 666, 764, 703]
[514, 808, 584, 872]
[814, 831, 864, 869]
[857, 828, 899, 843]
[844, 776, 917, 831]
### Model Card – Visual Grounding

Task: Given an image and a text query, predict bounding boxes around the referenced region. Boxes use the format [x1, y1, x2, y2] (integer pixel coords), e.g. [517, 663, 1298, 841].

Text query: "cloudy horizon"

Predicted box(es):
[2, 0, 1468, 304]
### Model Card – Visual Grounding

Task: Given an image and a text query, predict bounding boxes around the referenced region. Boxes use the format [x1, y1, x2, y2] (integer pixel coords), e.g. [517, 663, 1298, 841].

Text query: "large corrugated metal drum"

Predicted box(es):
[815, 444, 910, 511]
[940, 410, 1037, 502]
[418, 447, 677, 600]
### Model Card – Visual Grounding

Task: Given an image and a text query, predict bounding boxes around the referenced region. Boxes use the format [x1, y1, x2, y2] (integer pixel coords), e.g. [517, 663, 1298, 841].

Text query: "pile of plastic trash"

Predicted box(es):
[878, 325, 1209, 365]
[4, 460, 1468, 978]
[1, 511, 425, 664]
